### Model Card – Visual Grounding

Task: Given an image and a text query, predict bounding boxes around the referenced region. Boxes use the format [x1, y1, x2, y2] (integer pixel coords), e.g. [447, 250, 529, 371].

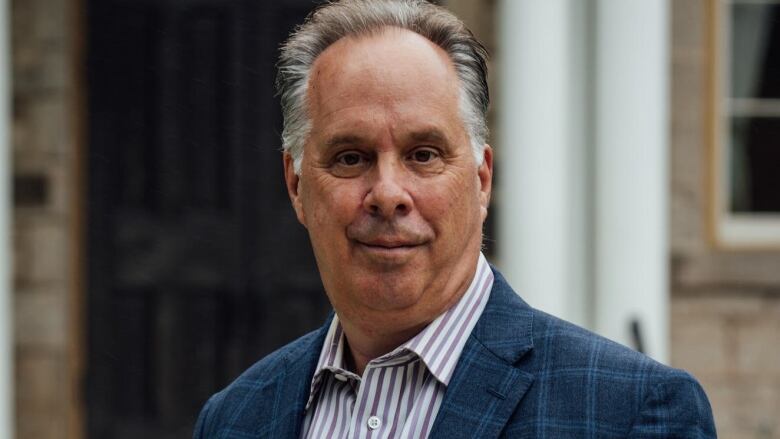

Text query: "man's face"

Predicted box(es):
[284, 28, 492, 327]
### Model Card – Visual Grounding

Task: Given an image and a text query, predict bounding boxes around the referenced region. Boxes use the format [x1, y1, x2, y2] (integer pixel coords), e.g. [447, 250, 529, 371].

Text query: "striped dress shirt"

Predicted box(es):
[301, 253, 494, 439]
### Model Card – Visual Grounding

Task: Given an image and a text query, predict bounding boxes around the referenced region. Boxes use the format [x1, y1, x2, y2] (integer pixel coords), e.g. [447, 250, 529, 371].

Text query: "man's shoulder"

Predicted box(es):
[512, 307, 715, 437]
[487, 270, 692, 381]
[193, 327, 325, 438]
[527, 306, 705, 388]
[529, 307, 662, 372]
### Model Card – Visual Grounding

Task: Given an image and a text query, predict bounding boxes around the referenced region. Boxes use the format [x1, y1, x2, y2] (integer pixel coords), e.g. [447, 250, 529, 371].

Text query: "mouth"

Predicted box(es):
[353, 240, 426, 260]
[356, 241, 421, 251]
[358, 240, 420, 249]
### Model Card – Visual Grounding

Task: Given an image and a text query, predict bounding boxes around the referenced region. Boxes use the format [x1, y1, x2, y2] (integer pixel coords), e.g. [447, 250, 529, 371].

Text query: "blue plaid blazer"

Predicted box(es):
[194, 268, 716, 438]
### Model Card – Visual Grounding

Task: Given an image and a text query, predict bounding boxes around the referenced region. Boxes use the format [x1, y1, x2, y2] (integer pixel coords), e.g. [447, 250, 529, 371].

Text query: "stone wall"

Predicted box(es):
[670, 1, 780, 438]
[12, 0, 80, 437]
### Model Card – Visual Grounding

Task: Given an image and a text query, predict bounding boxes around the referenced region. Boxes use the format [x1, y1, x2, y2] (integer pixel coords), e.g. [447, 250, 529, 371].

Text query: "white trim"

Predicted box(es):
[0, 0, 13, 435]
[728, 99, 780, 117]
[719, 215, 780, 245]
[729, 0, 780, 4]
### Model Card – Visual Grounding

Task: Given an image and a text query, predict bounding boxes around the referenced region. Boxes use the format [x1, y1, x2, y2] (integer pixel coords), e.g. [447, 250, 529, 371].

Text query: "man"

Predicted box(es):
[194, 1, 716, 438]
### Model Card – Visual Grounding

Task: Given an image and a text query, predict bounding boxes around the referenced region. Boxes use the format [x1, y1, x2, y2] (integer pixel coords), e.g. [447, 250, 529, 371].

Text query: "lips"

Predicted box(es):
[347, 220, 432, 263]
[346, 216, 434, 250]
[353, 239, 423, 263]
[357, 239, 423, 249]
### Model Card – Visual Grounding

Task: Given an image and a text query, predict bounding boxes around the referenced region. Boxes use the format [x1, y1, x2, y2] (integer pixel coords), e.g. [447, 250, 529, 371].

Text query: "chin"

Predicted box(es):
[354, 270, 427, 311]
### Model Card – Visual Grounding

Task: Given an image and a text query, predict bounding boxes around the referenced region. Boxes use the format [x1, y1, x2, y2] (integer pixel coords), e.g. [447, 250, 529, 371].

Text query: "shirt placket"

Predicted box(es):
[347, 363, 388, 439]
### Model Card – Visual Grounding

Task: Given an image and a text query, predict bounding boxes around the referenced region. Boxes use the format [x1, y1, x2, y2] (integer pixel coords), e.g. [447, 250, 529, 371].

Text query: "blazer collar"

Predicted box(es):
[429, 266, 536, 438]
[268, 312, 334, 439]
[268, 266, 536, 439]
[470, 267, 534, 362]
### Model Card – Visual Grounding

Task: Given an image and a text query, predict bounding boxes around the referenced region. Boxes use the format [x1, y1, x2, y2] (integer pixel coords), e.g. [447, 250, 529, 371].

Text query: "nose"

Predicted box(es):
[363, 160, 412, 218]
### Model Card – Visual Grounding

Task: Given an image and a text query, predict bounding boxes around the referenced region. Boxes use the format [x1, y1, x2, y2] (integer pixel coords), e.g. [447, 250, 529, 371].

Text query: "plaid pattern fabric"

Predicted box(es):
[194, 267, 716, 438]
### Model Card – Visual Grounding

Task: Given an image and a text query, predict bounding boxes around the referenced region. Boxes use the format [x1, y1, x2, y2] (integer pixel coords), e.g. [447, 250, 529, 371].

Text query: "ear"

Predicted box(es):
[283, 152, 307, 227]
[477, 145, 493, 221]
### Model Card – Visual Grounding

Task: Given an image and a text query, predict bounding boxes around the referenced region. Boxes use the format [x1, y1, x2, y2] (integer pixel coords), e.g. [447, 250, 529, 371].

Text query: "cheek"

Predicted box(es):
[421, 174, 481, 234]
[302, 177, 363, 228]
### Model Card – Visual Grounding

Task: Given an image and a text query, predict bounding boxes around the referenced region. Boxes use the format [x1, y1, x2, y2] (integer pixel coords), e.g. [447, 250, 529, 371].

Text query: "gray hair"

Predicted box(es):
[276, 0, 490, 173]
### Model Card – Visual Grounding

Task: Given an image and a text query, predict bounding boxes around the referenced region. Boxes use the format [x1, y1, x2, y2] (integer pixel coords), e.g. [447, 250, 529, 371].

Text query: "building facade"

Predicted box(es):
[9, 0, 780, 437]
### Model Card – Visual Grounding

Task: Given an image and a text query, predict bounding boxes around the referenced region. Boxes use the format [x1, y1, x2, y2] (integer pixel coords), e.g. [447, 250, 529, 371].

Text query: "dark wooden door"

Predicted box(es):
[85, 1, 327, 437]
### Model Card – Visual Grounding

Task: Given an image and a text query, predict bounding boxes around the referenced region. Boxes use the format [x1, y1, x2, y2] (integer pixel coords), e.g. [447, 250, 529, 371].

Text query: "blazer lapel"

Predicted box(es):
[261, 269, 535, 439]
[267, 315, 332, 439]
[429, 269, 536, 439]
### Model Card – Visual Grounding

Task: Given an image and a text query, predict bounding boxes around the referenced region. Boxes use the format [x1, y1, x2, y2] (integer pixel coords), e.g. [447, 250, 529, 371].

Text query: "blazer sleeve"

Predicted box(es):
[627, 370, 717, 438]
[193, 393, 219, 439]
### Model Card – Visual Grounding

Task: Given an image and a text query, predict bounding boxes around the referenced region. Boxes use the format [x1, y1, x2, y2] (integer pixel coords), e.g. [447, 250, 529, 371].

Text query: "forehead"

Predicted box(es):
[310, 27, 458, 86]
[305, 28, 464, 141]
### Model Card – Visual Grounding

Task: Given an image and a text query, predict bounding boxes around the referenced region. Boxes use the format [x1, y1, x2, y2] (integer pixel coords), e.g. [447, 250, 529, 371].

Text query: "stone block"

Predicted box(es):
[672, 0, 706, 53]
[671, 63, 705, 130]
[34, 0, 67, 46]
[669, 47, 707, 255]
[12, 0, 36, 74]
[672, 293, 780, 437]
[12, 0, 70, 93]
[14, 219, 68, 286]
[670, 302, 730, 375]
[673, 293, 766, 317]
[13, 93, 69, 156]
[15, 347, 68, 408]
[14, 289, 68, 349]
[675, 253, 780, 287]
[702, 375, 780, 439]
[669, 171, 705, 255]
[735, 317, 780, 376]
[15, 346, 70, 439]
[17, 410, 68, 439]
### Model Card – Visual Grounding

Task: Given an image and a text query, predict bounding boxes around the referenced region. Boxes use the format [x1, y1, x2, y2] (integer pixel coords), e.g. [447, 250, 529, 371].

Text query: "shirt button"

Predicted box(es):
[334, 373, 348, 382]
[367, 416, 381, 430]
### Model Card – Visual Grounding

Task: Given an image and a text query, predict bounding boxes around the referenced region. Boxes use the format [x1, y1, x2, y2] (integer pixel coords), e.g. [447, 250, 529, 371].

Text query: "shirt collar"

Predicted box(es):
[305, 253, 494, 409]
[402, 253, 493, 384]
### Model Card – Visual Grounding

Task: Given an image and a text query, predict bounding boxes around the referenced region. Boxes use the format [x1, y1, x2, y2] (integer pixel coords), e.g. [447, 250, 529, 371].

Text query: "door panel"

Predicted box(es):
[86, 1, 327, 437]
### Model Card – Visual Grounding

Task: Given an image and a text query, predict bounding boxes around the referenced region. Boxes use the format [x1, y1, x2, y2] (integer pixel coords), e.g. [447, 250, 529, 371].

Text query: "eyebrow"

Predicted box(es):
[408, 129, 448, 144]
[324, 134, 369, 149]
[322, 128, 449, 150]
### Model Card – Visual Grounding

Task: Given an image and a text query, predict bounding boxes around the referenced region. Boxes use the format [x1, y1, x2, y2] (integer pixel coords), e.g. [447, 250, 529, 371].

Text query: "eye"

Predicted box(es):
[409, 148, 439, 163]
[336, 151, 365, 166]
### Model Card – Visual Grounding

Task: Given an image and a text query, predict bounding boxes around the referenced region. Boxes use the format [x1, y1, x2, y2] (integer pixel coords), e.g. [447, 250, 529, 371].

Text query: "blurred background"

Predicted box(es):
[0, 0, 778, 437]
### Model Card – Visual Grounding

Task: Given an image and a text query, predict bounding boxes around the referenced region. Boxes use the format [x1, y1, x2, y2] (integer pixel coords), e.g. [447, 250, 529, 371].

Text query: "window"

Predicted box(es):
[713, 0, 780, 246]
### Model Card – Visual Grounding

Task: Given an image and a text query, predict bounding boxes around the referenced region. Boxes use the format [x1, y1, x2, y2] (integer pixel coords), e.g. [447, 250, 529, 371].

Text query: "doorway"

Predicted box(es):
[85, 0, 327, 436]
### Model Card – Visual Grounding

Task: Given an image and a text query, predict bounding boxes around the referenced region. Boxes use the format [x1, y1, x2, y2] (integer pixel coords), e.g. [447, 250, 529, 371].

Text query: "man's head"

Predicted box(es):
[277, 0, 490, 173]
[279, 0, 493, 338]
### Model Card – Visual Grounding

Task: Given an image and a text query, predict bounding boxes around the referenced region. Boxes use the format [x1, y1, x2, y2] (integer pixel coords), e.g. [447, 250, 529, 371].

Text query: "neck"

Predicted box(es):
[331, 252, 483, 375]
[336, 267, 477, 375]
[340, 319, 426, 375]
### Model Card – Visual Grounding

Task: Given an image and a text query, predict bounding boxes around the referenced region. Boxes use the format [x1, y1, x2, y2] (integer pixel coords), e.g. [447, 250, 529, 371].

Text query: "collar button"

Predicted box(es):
[334, 373, 348, 382]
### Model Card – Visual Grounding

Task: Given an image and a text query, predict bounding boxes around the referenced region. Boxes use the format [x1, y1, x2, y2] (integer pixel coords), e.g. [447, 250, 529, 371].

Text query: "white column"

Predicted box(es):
[593, 0, 669, 362]
[495, 0, 669, 362]
[496, 0, 592, 327]
[0, 0, 12, 435]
